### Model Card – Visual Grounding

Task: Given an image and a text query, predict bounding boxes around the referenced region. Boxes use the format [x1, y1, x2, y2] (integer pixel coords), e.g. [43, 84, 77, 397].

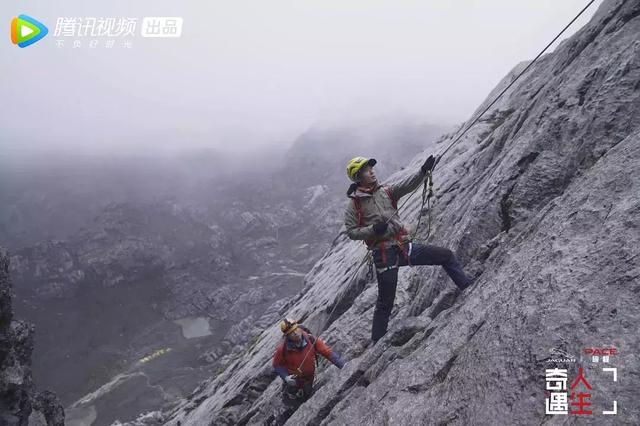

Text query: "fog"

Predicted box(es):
[1, 0, 602, 162]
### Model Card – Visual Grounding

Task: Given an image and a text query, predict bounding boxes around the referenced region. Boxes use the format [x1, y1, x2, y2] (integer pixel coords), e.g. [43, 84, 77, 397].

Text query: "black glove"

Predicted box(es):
[421, 155, 436, 174]
[372, 221, 388, 235]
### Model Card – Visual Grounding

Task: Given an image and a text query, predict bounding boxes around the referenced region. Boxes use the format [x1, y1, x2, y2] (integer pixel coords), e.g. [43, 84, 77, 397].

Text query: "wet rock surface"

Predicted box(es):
[3, 108, 439, 423]
[157, 2, 640, 425]
[0, 247, 65, 425]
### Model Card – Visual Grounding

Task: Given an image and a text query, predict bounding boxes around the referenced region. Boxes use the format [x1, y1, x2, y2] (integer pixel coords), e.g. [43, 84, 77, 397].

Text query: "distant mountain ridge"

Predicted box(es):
[3, 115, 447, 425]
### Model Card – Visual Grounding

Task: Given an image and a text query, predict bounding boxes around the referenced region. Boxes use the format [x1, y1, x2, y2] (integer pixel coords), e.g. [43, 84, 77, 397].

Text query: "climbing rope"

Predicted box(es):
[387, 0, 598, 223]
[411, 170, 434, 241]
[437, 0, 598, 164]
[284, 248, 372, 381]
[314, 0, 598, 338]
[294, 336, 313, 376]
[319, 251, 372, 332]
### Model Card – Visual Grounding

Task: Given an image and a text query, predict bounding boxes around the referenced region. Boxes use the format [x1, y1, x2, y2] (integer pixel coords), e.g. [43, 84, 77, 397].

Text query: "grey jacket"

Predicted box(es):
[344, 168, 426, 247]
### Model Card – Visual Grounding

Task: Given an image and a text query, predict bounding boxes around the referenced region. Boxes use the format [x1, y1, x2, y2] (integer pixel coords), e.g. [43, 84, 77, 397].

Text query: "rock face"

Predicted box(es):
[0, 247, 65, 425]
[5, 111, 445, 424]
[159, 1, 640, 425]
[8, 201, 235, 409]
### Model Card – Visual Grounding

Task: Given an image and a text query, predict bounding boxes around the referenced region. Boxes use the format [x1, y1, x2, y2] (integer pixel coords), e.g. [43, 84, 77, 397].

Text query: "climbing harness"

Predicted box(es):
[285, 388, 304, 400]
[321, 0, 599, 338]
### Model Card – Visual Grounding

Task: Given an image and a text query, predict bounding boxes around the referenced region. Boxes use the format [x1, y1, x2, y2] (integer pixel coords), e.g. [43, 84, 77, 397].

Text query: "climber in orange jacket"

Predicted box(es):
[272, 318, 345, 405]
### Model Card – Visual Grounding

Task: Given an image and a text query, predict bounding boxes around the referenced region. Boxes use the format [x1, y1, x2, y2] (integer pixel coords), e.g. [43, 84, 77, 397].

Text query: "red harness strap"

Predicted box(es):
[394, 228, 411, 265]
[352, 186, 409, 266]
[382, 186, 397, 209]
[352, 197, 376, 247]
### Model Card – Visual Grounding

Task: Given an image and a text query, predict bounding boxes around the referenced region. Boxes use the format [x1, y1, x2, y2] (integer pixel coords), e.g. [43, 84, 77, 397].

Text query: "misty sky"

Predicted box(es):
[1, 1, 603, 160]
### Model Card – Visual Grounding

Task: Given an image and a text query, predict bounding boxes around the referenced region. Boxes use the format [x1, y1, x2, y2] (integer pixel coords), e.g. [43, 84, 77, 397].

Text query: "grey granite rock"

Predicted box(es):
[161, 1, 640, 425]
[0, 247, 65, 425]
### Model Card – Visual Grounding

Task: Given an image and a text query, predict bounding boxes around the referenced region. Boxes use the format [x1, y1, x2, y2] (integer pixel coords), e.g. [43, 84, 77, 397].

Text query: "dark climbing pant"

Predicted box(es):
[274, 382, 314, 425]
[371, 242, 472, 342]
[281, 382, 313, 408]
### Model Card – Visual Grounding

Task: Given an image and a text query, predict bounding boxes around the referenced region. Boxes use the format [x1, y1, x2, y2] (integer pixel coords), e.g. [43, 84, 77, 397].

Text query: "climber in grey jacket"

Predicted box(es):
[344, 156, 473, 343]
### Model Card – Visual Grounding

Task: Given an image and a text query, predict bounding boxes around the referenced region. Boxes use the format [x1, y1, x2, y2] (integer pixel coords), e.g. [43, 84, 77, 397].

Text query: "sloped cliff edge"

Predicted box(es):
[0, 247, 65, 425]
[156, 1, 640, 424]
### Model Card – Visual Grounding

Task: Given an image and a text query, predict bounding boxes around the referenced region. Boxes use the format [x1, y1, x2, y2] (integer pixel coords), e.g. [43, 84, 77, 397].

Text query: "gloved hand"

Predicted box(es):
[284, 374, 297, 387]
[421, 155, 436, 174]
[329, 352, 346, 369]
[372, 221, 388, 235]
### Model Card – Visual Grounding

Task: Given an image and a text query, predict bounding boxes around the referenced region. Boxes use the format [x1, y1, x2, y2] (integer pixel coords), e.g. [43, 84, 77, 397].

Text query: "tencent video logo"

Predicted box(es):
[11, 14, 48, 48]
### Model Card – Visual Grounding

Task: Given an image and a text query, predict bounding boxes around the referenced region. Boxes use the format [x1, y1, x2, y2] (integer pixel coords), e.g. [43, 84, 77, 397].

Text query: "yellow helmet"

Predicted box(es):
[279, 318, 299, 335]
[346, 157, 377, 182]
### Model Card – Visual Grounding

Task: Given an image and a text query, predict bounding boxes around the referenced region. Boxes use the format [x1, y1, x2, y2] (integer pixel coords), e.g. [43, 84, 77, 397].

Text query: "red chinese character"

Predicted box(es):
[570, 392, 592, 415]
[569, 368, 593, 415]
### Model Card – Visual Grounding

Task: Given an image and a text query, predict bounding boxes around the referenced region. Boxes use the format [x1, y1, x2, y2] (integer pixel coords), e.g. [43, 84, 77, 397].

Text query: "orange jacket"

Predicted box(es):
[272, 331, 333, 383]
